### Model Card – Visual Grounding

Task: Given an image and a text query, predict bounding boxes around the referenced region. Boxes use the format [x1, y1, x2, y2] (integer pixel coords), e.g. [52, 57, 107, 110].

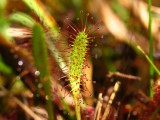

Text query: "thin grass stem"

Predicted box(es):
[148, 0, 154, 97]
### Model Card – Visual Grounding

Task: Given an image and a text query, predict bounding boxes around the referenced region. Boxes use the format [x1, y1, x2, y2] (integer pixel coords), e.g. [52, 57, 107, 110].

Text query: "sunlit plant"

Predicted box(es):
[58, 13, 100, 120]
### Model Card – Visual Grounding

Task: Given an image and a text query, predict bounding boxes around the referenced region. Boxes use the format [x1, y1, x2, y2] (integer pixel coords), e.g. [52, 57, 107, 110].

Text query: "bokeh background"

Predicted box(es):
[1, 0, 160, 119]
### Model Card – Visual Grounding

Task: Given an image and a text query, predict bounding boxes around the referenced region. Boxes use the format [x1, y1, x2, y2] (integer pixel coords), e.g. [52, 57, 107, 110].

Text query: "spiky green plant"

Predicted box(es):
[69, 31, 89, 120]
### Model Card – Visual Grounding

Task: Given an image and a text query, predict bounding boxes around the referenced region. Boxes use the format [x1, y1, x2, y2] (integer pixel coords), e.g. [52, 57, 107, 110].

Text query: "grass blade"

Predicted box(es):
[32, 24, 54, 120]
[9, 12, 35, 28]
[22, 0, 67, 74]
[0, 55, 12, 74]
[148, 0, 154, 97]
[137, 46, 160, 76]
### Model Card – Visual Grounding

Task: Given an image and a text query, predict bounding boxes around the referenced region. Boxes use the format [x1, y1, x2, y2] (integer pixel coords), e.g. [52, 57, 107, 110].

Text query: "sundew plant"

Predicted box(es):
[1, 0, 160, 120]
[60, 15, 100, 120]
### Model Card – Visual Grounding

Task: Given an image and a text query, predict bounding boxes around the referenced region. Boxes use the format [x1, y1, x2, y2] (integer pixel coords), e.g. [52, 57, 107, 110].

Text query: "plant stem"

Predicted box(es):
[69, 31, 88, 120]
[148, 0, 154, 97]
[137, 46, 160, 76]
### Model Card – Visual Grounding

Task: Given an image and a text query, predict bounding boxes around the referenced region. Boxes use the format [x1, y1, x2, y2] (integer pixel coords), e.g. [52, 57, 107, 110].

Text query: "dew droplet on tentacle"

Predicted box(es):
[18, 60, 23, 66]
[83, 13, 90, 31]
[35, 70, 40, 76]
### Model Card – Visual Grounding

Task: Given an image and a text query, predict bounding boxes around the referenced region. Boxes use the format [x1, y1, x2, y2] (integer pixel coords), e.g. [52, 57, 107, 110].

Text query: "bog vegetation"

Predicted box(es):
[1, 0, 160, 120]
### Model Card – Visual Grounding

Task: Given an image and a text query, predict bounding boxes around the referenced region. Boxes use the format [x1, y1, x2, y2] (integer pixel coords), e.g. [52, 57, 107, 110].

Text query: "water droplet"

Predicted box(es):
[18, 60, 23, 66]
[45, 95, 49, 100]
[35, 70, 40, 76]
[38, 83, 43, 88]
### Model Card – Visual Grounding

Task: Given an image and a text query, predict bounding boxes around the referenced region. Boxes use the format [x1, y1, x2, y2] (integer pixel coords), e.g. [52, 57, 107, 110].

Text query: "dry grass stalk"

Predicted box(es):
[0, 86, 42, 120]
[107, 71, 141, 81]
[101, 81, 121, 120]
[93, 93, 103, 120]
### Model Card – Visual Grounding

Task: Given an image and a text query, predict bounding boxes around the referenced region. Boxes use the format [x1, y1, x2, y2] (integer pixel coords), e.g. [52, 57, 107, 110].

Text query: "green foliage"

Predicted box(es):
[9, 12, 35, 28]
[0, 0, 11, 41]
[0, 18, 10, 40]
[22, 0, 67, 74]
[32, 24, 54, 120]
[0, 55, 12, 75]
[148, 0, 154, 97]
[32, 24, 50, 78]
[1, 0, 159, 119]
[137, 46, 160, 76]
[69, 31, 88, 120]
[0, 0, 7, 15]
[22, 0, 59, 37]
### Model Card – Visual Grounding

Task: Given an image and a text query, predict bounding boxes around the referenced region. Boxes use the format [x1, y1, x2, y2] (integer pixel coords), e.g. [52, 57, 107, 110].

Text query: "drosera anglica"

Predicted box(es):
[57, 11, 102, 120]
